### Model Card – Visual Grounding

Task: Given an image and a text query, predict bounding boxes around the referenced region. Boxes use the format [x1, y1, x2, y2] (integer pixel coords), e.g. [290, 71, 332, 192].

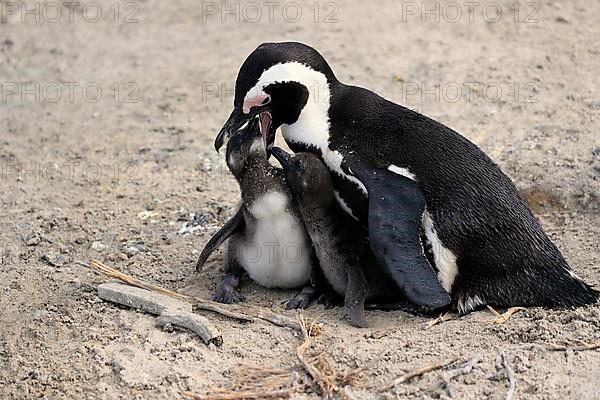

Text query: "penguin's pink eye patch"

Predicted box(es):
[242, 93, 270, 114]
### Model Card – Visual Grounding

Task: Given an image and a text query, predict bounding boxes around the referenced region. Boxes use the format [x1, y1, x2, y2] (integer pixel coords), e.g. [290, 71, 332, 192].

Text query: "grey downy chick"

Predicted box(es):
[196, 118, 315, 307]
[271, 147, 401, 327]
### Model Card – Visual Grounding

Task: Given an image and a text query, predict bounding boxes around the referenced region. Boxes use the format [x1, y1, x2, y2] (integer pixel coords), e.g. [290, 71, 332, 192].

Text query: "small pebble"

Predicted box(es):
[90, 241, 107, 252]
[191, 212, 210, 226]
[26, 235, 41, 246]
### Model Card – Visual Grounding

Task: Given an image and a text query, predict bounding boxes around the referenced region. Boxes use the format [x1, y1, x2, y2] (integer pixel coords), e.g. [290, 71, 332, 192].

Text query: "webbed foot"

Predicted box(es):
[284, 285, 317, 310]
[211, 273, 245, 304]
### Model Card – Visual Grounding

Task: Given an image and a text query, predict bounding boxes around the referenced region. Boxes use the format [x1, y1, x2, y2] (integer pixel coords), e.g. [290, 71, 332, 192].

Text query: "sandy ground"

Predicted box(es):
[1, 0, 599, 398]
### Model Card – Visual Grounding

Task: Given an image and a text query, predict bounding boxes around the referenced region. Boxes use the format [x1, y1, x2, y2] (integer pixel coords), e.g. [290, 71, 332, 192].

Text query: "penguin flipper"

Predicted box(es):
[342, 154, 450, 309]
[196, 205, 245, 272]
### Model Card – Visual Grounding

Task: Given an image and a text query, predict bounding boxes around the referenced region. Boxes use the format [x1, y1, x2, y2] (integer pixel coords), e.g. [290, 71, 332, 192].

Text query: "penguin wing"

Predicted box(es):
[341, 154, 451, 309]
[196, 205, 245, 272]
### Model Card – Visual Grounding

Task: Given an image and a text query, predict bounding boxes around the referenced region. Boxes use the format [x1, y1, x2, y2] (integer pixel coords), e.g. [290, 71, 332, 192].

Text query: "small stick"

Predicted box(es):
[79, 259, 301, 331]
[441, 354, 481, 398]
[427, 312, 453, 328]
[157, 311, 223, 347]
[487, 306, 526, 325]
[445, 353, 481, 380]
[193, 302, 255, 323]
[253, 309, 303, 331]
[545, 340, 600, 351]
[501, 351, 515, 400]
[182, 389, 291, 400]
[487, 305, 501, 317]
[380, 357, 459, 392]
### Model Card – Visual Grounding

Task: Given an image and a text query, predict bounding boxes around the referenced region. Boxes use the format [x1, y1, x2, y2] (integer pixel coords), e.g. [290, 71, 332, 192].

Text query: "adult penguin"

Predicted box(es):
[214, 42, 597, 312]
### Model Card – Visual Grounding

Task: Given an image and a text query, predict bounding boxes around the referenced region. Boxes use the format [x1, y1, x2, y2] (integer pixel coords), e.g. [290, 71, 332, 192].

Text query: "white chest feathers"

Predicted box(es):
[241, 192, 312, 288]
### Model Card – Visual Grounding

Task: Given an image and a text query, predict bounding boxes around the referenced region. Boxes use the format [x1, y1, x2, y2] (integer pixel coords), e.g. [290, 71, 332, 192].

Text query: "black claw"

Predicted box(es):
[284, 296, 310, 310]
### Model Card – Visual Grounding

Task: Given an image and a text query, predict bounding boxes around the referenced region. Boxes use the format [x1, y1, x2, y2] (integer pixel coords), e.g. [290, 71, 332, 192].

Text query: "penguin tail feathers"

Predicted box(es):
[547, 268, 599, 308]
[456, 265, 599, 312]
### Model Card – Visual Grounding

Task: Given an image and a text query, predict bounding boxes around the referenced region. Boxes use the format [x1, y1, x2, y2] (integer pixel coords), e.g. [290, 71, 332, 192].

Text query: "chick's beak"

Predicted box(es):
[271, 147, 294, 170]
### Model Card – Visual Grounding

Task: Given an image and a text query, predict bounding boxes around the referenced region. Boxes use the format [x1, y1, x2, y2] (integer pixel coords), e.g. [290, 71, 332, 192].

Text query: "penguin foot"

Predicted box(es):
[284, 285, 317, 310]
[349, 315, 369, 328]
[486, 306, 527, 324]
[346, 308, 369, 328]
[211, 273, 245, 304]
[317, 292, 343, 309]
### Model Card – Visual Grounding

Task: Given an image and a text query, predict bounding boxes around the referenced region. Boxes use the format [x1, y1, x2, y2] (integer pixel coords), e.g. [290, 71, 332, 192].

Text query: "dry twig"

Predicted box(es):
[441, 353, 481, 397]
[487, 306, 526, 324]
[427, 312, 453, 328]
[445, 353, 481, 380]
[380, 357, 459, 392]
[500, 351, 515, 400]
[545, 339, 600, 351]
[79, 259, 301, 331]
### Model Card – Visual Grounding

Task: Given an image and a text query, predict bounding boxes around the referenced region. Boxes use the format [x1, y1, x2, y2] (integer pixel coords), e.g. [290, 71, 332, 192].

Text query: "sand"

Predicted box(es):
[1, 0, 599, 398]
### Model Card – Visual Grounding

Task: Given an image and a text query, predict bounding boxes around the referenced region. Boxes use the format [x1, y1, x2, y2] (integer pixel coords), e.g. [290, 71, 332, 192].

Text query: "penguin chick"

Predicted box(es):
[272, 147, 400, 327]
[196, 118, 314, 307]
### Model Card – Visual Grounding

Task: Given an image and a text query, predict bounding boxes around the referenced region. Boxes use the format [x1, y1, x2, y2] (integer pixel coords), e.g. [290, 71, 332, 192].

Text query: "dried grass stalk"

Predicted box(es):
[380, 357, 459, 392]
[184, 365, 295, 400]
[182, 389, 290, 400]
[296, 315, 340, 398]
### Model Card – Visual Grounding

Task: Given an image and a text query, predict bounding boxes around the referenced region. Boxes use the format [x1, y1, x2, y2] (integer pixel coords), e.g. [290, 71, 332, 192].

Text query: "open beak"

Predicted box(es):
[259, 111, 274, 154]
[214, 108, 248, 152]
[271, 147, 294, 170]
[215, 107, 274, 153]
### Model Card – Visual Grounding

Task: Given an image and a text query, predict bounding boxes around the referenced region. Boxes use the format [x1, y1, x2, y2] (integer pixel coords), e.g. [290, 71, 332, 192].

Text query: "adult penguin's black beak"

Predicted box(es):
[271, 147, 294, 171]
[214, 108, 248, 152]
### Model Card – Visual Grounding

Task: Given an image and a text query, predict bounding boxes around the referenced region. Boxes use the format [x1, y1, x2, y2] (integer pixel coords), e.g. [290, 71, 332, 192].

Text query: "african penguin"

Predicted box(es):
[272, 147, 413, 327]
[196, 117, 315, 307]
[214, 41, 598, 313]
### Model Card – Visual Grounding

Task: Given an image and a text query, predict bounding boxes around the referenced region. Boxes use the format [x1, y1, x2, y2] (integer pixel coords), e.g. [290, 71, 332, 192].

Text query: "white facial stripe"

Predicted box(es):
[388, 164, 416, 181]
[245, 61, 320, 102]
[248, 62, 367, 196]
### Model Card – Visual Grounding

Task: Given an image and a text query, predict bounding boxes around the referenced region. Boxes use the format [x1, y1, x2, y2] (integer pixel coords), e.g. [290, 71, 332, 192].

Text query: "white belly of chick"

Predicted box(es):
[242, 192, 312, 289]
